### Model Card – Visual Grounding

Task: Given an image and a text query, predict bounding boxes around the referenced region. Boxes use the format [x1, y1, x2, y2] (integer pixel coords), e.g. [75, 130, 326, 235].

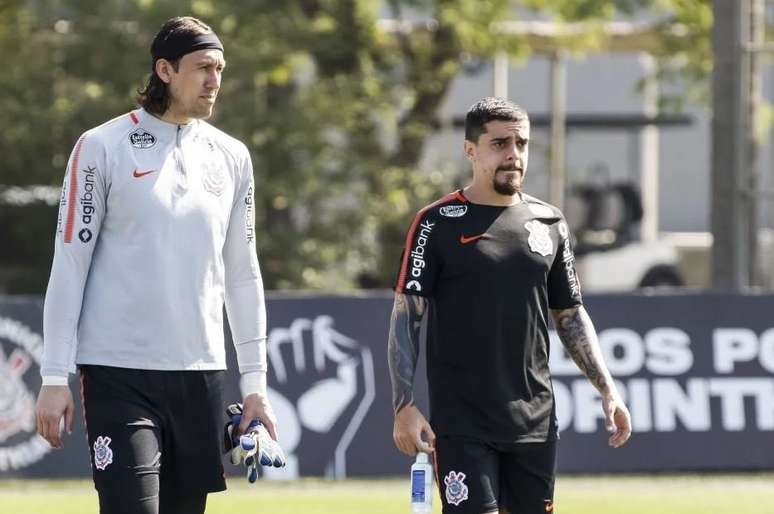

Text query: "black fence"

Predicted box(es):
[1, 292, 773, 479]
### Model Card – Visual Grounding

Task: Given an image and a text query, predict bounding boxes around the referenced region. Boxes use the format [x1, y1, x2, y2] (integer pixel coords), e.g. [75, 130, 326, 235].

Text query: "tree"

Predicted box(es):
[0, 0, 716, 293]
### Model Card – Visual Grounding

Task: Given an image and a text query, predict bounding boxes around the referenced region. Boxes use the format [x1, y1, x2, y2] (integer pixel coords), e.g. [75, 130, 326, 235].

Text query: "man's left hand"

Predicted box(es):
[238, 393, 278, 441]
[602, 393, 632, 448]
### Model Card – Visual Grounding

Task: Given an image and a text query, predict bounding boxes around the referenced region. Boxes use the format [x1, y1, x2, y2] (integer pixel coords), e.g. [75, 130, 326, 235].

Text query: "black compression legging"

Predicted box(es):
[98, 491, 207, 514]
[159, 492, 207, 514]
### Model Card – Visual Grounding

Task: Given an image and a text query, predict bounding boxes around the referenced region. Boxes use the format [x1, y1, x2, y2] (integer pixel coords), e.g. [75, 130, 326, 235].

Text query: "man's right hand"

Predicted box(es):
[35, 385, 74, 449]
[393, 404, 435, 456]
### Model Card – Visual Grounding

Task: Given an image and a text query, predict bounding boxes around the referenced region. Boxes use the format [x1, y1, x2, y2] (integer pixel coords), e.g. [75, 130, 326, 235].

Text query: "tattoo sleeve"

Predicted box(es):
[552, 306, 615, 395]
[387, 293, 427, 414]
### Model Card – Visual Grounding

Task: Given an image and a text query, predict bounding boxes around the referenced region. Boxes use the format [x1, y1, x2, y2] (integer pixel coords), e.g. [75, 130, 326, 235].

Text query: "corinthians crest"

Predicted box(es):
[0, 347, 35, 443]
[93, 435, 114, 470]
[444, 470, 469, 506]
[524, 220, 553, 256]
[201, 160, 226, 196]
[0, 316, 52, 471]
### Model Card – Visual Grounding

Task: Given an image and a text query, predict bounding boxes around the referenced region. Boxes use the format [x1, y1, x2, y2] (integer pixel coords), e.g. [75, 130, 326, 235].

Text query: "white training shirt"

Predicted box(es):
[42, 108, 267, 386]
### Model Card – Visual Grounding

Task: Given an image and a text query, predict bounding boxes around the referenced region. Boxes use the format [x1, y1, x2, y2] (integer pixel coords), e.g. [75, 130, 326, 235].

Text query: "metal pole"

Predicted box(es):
[639, 53, 659, 243]
[746, 0, 764, 286]
[711, 0, 749, 289]
[493, 51, 509, 99]
[549, 51, 567, 209]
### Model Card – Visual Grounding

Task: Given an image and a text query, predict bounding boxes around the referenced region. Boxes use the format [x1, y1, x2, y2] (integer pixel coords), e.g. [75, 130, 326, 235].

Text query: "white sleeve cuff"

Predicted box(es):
[42, 375, 69, 386]
[240, 370, 267, 397]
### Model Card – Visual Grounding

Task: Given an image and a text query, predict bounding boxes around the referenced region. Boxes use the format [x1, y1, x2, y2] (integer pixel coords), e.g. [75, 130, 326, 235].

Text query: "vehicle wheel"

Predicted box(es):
[638, 265, 684, 288]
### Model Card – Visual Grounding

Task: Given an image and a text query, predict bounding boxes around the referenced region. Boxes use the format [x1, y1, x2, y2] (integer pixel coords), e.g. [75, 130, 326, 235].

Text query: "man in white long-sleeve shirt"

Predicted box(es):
[34, 16, 276, 514]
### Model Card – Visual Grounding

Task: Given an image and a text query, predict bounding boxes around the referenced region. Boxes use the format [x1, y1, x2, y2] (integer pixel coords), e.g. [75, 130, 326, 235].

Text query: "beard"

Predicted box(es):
[168, 88, 216, 121]
[188, 98, 215, 120]
[492, 163, 522, 196]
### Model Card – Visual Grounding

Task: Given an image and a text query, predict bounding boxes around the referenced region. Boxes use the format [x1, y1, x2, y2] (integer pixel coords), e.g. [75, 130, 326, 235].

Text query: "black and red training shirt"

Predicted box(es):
[394, 190, 582, 443]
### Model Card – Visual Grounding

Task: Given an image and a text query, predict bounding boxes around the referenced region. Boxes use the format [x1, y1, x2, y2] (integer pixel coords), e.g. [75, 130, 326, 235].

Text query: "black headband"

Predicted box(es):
[151, 31, 223, 62]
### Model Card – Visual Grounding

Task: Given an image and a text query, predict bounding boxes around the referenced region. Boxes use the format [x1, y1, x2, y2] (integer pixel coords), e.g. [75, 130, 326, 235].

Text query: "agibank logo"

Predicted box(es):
[78, 166, 97, 244]
[0, 317, 51, 472]
[408, 219, 435, 288]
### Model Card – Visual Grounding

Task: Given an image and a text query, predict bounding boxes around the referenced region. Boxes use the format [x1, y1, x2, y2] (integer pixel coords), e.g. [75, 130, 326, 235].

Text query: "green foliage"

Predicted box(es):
[523, 0, 713, 110]
[2, 475, 774, 514]
[651, 0, 713, 110]
[0, 0, 717, 292]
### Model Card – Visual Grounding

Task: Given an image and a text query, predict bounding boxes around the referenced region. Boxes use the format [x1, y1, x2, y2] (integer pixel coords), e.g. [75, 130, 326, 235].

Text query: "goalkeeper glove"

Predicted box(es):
[223, 403, 286, 483]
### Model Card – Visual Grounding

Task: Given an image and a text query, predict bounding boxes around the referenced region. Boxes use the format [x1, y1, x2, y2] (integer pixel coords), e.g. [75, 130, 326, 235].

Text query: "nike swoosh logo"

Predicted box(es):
[132, 169, 156, 178]
[460, 234, 485, 244]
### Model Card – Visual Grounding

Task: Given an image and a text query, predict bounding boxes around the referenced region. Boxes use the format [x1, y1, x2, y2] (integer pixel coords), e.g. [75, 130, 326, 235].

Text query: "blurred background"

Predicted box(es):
[1, 0, 771, 294]
[1, 1, 773, 512]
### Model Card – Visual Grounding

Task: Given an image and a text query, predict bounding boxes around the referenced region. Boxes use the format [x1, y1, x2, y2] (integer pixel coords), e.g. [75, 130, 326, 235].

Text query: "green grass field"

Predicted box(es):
[1, 474, 773, 514]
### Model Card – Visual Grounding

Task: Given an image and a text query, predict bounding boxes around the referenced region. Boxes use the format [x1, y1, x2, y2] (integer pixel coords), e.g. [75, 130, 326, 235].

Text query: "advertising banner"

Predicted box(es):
[1, 293, 772, 478]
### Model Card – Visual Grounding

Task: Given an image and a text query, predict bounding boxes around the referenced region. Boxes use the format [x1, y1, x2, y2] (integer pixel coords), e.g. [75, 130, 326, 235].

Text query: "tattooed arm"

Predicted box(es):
[551, 306, 614, 394]
[388, 293, 435, 455]
[551, 305, 632, 448]
[388, 293, 426, 413]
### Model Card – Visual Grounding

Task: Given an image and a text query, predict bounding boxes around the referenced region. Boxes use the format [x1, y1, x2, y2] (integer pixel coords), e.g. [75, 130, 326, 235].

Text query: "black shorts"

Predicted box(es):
[434, 436, 557, 514]
[79, 365, 226, 513]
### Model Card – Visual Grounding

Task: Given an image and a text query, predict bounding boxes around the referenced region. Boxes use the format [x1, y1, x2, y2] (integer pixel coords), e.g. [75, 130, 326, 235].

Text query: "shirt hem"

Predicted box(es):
[75, 357, 227, 371]
[433, 430, 558, 444]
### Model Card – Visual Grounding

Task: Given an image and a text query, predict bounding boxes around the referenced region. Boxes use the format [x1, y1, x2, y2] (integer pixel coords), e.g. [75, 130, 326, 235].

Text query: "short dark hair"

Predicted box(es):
[464, 97, 529, 143]
[136, 17, 214, 115]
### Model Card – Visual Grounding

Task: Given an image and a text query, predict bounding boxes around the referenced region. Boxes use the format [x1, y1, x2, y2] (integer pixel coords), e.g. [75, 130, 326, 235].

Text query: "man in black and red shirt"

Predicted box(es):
[388, 97, 631, 514]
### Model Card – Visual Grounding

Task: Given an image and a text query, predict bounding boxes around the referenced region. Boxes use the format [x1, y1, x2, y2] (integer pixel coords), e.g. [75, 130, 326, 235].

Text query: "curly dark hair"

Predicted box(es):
[136, 17, 214, 116]
[464, 97, 529, 143]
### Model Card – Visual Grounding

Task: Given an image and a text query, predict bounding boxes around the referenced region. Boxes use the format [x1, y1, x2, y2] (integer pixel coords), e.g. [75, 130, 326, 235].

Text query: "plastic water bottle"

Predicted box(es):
[410, 452, 433, 513]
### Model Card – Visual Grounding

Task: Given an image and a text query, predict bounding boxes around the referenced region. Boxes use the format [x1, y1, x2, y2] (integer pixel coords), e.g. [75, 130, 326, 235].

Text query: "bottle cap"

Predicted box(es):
[415, 452, 429, 464]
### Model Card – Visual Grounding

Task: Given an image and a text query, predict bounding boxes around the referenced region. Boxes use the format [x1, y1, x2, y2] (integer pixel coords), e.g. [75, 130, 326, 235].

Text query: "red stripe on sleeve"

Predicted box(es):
[129, 111, 139, 124]
[63, 135, 87, 244]
[395, 191, 465, 292]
